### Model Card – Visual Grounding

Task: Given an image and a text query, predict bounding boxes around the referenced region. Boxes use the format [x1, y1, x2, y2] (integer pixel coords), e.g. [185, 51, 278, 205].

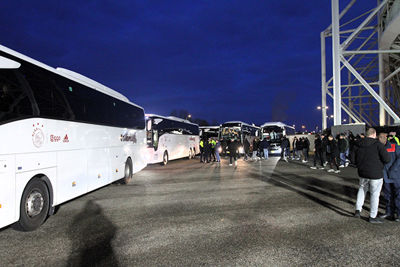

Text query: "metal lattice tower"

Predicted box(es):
[321, 0, 400, 129]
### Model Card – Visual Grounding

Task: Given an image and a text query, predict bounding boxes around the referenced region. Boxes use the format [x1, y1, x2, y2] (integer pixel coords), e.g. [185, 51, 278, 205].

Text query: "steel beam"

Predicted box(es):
[321, 32, 328, 130]
[326, 28, 378, 87]
[325, 0, 357, 33]
[332, 0, 342, 126]
[383, 66, 400, 82]
[326, 90, 362, 123]
[343, 50, 400, 55]
[328, 82, 379, 88]
[341, 55, 400, 123]
[341, 0, 388, 50]
[379, 20, 386, 126]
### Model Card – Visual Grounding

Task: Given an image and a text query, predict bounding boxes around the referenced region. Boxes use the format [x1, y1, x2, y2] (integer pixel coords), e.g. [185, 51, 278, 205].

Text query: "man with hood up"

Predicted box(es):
[354, 128, 390, 223]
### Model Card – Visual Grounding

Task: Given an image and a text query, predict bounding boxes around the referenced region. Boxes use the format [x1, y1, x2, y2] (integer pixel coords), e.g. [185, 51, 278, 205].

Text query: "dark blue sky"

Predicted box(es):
[0, 1, 371, 130]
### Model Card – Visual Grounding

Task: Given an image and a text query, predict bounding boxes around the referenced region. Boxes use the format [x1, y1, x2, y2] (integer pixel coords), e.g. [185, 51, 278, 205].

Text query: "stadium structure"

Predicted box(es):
[321, 0, 400, 128]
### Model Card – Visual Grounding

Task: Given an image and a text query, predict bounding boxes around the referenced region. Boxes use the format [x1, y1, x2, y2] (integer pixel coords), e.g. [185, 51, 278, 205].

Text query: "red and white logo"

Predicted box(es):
[50, 135, 61, 142]
[63, 134, 69, 143]
[32, 123, 45, 148]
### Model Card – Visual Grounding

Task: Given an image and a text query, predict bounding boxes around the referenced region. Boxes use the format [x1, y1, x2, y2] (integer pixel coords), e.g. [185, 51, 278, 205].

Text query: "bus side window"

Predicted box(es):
[0, 70, 33, 123]
[21, 65, 72, 120]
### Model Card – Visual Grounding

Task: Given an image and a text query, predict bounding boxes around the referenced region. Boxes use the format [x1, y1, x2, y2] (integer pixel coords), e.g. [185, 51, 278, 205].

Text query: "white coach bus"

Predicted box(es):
[146, 114, 200, 165]
[219, 121, 260, 154]
[199, 126, 220, 139]
[260, 122, 296, 155]
[0, 45, 147, 231]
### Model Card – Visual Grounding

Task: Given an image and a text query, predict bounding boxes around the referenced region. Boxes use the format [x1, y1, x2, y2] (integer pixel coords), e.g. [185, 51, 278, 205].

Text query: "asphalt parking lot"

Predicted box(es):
[1, 156, 400, 266]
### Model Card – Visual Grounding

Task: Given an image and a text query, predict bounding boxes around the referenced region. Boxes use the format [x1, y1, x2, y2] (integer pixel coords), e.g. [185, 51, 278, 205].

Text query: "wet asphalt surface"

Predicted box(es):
[1, 156, 400, 266]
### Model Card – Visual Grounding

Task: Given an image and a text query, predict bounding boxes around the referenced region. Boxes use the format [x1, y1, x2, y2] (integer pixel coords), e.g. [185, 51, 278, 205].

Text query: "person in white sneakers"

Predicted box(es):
[354, 128, 390, 223]
[228, 137, 239, 167]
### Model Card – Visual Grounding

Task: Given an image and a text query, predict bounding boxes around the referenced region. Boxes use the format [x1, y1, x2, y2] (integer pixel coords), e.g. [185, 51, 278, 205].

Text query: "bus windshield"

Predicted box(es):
[262, 126, 283, 142]
[220, 126, 241, 140]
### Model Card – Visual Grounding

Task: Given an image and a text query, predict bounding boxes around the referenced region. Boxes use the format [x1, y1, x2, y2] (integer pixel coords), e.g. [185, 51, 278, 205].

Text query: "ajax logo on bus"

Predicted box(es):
[32, 123, 45, 148]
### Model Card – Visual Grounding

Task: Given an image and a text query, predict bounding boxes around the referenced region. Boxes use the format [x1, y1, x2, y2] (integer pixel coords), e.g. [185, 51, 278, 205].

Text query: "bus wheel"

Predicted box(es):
[188, 148, 193, 159]
[122, 158, 133, 184]
[162, 151, 169, 165]
[17, 178, 50, 231]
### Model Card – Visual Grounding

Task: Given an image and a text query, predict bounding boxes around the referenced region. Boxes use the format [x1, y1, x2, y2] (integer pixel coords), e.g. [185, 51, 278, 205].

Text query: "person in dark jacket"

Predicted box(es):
[354, 128, 391, 223]
[379, 133, 400, 221]
[296, 138, 304, 161]
[252, 138, 260, 160]
[321, 134, 328, 165]
[302, 137, 310, 163]
[259, 138, 270, 160]
[326, 135, 340, 173]
[204, 138, 211, 163]
[281, 136, 289, 162]
[348, 132, 357, 165]
[311, 134, 324, 170]
[292, 137, 298, 160]
[228, 138, 240, 167]
[338, 134, 348, 167]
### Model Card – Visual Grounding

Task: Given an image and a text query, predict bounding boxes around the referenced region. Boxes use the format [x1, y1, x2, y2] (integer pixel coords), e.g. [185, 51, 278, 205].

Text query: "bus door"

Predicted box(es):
[146, 119, 159, 151]
[0, 155, 16, 228]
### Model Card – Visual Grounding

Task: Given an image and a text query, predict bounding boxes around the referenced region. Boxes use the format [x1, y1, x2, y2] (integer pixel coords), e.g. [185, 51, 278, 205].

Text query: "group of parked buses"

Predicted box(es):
[0, 45, 295, 231]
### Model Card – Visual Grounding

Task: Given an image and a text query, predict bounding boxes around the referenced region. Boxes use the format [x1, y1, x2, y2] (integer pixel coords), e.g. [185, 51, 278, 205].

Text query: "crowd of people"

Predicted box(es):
[308, 132, 353, 173]
[283, 128, 400, 224]
[198, 135, 290, 167]
[198, 128, 400, 224]
[287, 128, 400, 224]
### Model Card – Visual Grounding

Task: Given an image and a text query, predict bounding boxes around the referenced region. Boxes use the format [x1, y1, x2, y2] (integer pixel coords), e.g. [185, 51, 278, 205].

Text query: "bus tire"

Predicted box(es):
[162, 151, 168, 165]
[122, 158, 133, 184]
[16, 178, 50, 231]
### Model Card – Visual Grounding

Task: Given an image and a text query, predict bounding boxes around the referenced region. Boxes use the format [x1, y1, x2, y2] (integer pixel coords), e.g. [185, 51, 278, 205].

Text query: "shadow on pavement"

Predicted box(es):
[247, 161, 363, 217]
[268, 173, 354, 217]
[67, 200, 118, 267]
[287, 159, 360, 183]
[264, 160, 388, 212]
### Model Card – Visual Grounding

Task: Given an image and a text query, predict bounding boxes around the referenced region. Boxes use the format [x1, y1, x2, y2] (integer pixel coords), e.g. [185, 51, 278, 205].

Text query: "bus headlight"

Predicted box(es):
[238, 146, 244, 154]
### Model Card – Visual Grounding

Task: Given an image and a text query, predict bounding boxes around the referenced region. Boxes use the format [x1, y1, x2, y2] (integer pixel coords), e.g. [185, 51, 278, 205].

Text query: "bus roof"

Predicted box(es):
[261, 122, 294, 129]
[0, 44, 143, 109]
[222, 121, 260, 128]
[199, 126, 220, 129]
[145, 114, 199, 126]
